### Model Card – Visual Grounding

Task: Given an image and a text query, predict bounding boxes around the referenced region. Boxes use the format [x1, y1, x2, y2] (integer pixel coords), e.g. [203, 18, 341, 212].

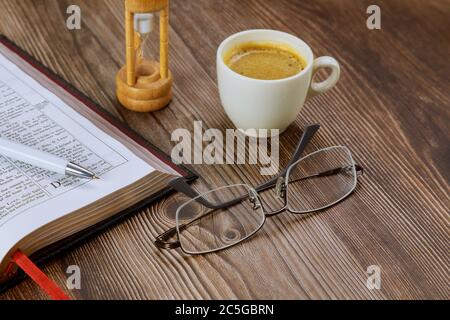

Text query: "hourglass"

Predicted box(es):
[116, 0, 172, 112]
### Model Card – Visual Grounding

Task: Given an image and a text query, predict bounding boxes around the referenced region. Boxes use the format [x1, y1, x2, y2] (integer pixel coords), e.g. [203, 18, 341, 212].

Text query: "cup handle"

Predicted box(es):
[308, 56, 341, 98]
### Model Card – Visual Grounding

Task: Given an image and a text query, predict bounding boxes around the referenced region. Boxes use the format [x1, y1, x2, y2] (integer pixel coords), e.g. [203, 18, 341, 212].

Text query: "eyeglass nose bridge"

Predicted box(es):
[248, 189, 261, 210]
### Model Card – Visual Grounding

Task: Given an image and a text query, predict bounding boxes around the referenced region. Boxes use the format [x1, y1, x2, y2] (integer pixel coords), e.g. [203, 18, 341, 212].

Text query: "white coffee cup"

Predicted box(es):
[217, 29, 340, 136]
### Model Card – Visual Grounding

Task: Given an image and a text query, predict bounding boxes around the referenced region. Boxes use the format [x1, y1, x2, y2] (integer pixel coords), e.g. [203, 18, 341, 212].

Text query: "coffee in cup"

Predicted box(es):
[224, 42, 307, 81]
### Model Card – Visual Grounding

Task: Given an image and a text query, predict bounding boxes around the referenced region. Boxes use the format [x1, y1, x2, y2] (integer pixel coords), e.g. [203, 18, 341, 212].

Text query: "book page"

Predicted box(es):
[0, 52, 155, 264]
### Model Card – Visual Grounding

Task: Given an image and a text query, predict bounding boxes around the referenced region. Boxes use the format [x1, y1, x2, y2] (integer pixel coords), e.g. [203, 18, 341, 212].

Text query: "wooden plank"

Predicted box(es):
[0, 0, 448, 300]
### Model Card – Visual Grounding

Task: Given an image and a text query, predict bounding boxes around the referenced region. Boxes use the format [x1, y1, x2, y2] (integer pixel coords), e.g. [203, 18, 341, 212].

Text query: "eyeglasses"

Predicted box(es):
[156, 125, 364, 255]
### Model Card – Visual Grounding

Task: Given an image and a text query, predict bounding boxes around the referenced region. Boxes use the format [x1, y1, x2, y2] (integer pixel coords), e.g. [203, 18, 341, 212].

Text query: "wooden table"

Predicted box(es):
[0, 0, 448, 300]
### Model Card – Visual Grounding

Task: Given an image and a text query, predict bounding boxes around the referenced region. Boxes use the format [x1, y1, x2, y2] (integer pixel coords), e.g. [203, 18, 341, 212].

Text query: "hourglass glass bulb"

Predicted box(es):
[134, 13, 155, 61]
[135, 13, 155, 34]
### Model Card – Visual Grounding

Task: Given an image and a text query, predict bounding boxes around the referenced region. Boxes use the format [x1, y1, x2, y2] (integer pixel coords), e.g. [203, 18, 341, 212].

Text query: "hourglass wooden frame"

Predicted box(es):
[116, 0, 172, 112]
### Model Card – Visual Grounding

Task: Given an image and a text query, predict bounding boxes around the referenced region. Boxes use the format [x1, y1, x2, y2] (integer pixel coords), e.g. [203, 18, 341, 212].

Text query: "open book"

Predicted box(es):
[0, 37, 194, 285]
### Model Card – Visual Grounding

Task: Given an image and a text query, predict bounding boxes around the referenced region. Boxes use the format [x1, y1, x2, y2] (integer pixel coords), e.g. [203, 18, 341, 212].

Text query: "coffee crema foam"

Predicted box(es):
[224, 41, 307, 80]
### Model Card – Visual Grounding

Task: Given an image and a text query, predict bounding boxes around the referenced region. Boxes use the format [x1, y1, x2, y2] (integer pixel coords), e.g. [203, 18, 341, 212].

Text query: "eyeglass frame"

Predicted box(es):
[155, 124, 364, 254]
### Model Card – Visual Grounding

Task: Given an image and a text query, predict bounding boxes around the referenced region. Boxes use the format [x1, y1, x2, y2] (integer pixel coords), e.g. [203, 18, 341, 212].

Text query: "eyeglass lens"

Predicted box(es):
[286, 146, 357, 213]
[176, 185, 265, 254]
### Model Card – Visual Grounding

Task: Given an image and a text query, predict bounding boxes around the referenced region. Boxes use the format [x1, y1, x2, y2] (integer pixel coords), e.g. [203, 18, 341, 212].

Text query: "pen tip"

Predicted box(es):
[93, 175, 100, 180]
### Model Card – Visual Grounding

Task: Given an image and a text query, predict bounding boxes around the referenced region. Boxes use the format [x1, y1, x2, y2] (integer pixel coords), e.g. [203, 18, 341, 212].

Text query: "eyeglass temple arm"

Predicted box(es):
[255, 124, 321, 193]
[289, 164, 365, 183]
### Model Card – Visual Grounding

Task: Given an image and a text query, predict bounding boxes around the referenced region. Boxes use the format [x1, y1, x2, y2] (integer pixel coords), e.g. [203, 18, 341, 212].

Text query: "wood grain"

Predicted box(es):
[0, 0, 449, 300]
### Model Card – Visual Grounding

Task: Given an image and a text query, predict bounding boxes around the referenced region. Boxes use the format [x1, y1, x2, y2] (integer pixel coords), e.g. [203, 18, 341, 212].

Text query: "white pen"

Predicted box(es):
[0, 137, 99, 180]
